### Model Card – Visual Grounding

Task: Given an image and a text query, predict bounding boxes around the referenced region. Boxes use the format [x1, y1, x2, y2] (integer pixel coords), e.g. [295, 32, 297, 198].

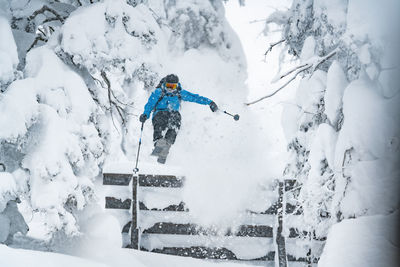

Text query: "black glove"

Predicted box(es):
[209, 101, 218, 112]
[139, 114, 147, 123]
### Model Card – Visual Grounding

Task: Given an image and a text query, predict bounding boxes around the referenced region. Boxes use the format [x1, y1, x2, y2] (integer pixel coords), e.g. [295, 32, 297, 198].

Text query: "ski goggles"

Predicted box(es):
[165, 83, 178, 89]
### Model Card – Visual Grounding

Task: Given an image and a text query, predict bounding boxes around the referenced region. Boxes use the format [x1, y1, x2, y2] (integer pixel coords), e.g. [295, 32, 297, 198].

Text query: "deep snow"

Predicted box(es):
[318, 213, 399, 267]
[0, 244, 255, 267]
[0, 0, 399, 266]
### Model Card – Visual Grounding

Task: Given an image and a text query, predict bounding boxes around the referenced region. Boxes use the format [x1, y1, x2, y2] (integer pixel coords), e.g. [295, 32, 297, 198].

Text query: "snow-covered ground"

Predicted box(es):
[0, 244, 255, 267]
[1, 0, 399, 266]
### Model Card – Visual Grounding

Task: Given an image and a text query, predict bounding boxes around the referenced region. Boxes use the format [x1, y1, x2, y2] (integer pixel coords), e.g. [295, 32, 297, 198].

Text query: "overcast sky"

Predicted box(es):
[224, 0, 294, 155]
[224, 0, 292, 100]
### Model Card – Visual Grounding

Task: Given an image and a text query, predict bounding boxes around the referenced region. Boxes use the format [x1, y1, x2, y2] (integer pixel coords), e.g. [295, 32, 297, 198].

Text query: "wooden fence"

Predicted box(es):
[103, 172, 324, 265]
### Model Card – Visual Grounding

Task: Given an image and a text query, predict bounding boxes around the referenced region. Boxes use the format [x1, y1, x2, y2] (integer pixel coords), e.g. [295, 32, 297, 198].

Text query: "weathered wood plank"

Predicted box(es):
[103, 173, 132, 185]
[142, 246, 239, 260]
[142, 223, 274, 238]
[287, 254, 307, 262]
[141, 246, 307, 262]
[288, 228, 307, 238]
[138, 174, 184, 187]
[259, 202, 301, 215]
[105, 197, 131, 209]
[139, 201, 188, 212]
[103, 174, 293, 190]
[122, 219, 319, 240]
[234, 225, 273, 237]
[106, 200, 188, 211]
[143, 223, 200, 235]
[106, 197, 301, 215]
[143, 247, 275, 261]
[103, 173, 184, 187]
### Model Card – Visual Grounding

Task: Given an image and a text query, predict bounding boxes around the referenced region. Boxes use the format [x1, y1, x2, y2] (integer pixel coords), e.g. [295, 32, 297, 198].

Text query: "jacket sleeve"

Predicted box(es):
[180, 89, 212, 105]
[143, 88, 162, 117]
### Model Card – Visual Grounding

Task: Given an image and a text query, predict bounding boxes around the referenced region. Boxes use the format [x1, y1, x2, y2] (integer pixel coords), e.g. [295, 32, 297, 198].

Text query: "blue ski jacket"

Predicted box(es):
[143, 83, 213, 118]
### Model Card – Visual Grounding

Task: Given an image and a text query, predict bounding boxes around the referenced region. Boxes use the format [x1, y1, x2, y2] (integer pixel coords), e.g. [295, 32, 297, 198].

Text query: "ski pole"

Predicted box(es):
[133, 122, 145, 173]
[223, 110, 240, 121]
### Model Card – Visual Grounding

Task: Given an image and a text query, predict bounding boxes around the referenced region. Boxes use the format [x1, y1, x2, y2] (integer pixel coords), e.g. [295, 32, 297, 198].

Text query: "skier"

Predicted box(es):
[139, 74, 218, 163]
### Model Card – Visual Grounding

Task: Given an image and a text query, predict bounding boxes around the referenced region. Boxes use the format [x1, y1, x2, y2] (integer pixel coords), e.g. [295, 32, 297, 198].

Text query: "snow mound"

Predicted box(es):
[0, 244, 110, 267]
[319, 212, 399, 267]
[324, 61, 348, 126]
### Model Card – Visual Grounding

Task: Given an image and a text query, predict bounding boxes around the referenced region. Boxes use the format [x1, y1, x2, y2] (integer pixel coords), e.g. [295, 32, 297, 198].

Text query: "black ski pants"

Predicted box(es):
[152, 110, 181, 145]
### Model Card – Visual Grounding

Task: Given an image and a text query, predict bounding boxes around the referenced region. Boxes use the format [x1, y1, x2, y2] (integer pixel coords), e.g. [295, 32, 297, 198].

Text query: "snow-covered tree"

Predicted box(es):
[259, 0, 400, 262]
[0, 0, 245, 245]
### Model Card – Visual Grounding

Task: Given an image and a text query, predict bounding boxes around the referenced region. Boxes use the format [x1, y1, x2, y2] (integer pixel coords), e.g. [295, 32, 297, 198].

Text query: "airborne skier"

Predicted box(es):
[139, 74, 218, 163]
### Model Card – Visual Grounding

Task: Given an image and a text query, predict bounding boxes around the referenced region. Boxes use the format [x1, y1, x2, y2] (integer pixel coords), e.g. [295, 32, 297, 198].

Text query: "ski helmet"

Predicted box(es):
[165, 74, 179, 84]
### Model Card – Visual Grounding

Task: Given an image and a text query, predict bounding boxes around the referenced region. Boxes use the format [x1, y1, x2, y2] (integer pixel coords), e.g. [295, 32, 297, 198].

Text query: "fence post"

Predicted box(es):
[306, 248, 312, 267]
[276, 181, 287, 267]
[131, 174, 139, 249]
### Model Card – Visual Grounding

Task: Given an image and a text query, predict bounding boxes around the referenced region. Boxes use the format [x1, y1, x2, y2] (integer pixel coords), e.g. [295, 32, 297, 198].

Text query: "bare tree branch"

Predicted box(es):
[108, 85, 134, 107]
[312, 50, 337, 73]
[246, 64, 310, 105]
[100, 71, 129, 129]
[246, 50, 337, 106]
[37, 27, 46, 36]
[25, 5, 68, 50]
[274, 63, 308, 81]
[42, 17, 63, 24]
[148, 7, 180, 35]
[28, 5, 66, 23]
[102, 71, 119, 131]
[249, 19, 267, 24]
[27, 36, 46, 52]
[264, 39, 285, 58]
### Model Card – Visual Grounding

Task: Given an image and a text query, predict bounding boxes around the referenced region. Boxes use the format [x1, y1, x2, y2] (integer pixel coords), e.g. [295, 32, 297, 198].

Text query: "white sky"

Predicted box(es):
[224, 0, 296, 155]
[224, 0, 293, 100]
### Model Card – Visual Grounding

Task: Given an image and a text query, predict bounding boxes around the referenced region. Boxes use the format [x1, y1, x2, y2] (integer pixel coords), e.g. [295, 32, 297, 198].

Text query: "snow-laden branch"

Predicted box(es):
[27, 36, 46, 52]
[273, 63, 308, 82]
[264, 39, 285, 59]
[28, 5, 66, 23]
[100, 71, 128, 130]
[26, 5, 68, 51]
[249, 19, 267, 24]
[246, 50, 337, 106]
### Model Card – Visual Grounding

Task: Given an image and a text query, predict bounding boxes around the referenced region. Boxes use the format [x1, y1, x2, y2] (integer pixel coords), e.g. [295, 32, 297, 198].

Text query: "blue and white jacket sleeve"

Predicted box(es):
[180, 90, 212, 105]
[143, 88, 162, 117]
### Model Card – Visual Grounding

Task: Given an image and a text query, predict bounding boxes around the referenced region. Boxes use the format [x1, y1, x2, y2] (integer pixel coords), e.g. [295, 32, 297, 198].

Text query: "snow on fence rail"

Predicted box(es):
[103, 172, 324, 265]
